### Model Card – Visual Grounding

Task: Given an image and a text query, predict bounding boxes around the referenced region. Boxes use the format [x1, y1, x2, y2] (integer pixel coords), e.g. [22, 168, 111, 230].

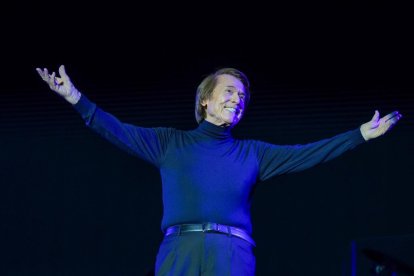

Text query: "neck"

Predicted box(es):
[204, 118, 233, 129]
[196, 120, 233, 140]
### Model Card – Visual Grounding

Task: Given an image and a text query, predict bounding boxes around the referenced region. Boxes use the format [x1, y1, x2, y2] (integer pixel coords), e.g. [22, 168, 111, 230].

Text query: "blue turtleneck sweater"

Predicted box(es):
[74, 95, 365, 234]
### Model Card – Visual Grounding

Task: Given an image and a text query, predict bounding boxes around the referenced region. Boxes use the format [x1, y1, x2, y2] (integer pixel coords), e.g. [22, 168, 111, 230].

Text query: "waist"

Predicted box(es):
[164, 222, 256, 247]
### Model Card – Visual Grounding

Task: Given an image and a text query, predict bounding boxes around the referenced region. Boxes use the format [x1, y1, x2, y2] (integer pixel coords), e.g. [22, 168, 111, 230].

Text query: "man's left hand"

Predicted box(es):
[360, 110, 402, 141]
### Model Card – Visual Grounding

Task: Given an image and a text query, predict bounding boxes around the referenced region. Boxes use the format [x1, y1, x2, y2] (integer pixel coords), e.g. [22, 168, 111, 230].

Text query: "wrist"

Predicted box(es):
[65, 88, 81, 105]
[359, 125, 369, 141]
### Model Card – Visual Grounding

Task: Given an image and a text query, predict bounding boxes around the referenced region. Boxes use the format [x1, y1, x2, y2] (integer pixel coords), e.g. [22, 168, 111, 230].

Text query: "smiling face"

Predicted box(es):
[201, 74, 246, 128]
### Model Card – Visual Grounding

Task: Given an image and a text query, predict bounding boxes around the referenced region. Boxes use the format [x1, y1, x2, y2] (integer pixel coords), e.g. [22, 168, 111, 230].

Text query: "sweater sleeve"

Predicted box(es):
[72, 94, 173, 167]
[256, 128, 366, 181]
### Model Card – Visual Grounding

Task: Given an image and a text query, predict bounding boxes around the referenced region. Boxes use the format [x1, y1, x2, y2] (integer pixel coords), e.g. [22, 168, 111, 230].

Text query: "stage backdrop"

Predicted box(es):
[1, 77, 413, 275]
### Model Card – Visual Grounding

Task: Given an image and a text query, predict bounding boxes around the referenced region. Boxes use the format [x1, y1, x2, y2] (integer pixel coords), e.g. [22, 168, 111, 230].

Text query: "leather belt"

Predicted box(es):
[164, 222, 256, 247]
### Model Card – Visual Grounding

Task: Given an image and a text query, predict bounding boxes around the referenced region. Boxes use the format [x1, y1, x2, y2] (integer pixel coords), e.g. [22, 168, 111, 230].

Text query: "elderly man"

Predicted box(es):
[36, 65, 401, 275]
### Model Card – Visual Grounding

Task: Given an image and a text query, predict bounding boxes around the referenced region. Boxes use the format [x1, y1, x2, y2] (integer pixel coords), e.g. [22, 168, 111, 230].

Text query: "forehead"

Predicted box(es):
[215, 74, 245, 92]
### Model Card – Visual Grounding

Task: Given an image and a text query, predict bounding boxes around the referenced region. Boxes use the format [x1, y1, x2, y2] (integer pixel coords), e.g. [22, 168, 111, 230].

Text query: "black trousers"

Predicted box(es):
[155, 232, 256, 276]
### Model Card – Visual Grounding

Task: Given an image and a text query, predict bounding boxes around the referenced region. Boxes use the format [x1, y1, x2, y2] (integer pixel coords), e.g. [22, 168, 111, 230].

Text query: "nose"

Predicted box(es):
[230, 92, 241, 104]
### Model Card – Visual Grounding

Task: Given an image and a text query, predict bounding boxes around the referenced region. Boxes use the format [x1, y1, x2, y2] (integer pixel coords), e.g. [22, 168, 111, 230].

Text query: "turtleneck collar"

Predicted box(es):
[195, 120, 233, 140]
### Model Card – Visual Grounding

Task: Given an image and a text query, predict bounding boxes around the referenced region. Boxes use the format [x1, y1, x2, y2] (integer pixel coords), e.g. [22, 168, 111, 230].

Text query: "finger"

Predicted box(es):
[50, 72, 57, 85]
[43, 68, 51, 82]
[387, 113, 402, 125]
[35, 68, 44, 77]
[381, 113, 402, 134]
[36, 68, 49, 80]
[47, 72, 56, 89]
[36, 69, 47, 80]
[382, 111, 400, 122]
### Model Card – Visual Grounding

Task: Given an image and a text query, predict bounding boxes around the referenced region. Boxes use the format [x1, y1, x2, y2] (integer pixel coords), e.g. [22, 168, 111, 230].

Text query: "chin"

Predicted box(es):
[221, 115, 241, 127]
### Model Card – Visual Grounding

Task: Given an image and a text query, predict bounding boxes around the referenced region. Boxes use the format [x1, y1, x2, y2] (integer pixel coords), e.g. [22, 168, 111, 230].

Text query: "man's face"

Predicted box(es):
[202, 74, 246, 128]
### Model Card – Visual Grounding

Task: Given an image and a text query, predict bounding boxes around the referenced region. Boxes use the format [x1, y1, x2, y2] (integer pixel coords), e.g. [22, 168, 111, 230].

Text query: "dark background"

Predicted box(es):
[1, 3, 413, 275]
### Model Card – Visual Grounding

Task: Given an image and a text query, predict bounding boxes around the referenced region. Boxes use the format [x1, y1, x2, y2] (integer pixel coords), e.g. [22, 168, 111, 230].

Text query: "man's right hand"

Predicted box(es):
[36, 65, 81, 105]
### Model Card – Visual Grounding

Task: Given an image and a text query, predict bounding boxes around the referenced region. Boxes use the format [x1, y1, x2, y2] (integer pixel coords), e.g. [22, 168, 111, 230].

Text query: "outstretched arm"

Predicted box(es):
[36, 65, 81, 104]
[258, 111, 402, 181]
[35, 65, 172, 166]
[360, 110, 402, 141]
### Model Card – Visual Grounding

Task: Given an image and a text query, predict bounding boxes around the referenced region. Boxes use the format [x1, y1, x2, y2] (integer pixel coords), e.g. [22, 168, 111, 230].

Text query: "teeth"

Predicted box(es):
[225, 107, 236, 113]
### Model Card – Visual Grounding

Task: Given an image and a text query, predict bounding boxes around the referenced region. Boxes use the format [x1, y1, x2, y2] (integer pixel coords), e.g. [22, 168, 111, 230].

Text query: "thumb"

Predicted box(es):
[58, 65, 70, 82]
[371, 110, 380, 122]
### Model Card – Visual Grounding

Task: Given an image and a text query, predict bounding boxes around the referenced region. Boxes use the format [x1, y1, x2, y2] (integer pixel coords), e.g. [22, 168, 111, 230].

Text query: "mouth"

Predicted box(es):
[224, 107, 237, 113]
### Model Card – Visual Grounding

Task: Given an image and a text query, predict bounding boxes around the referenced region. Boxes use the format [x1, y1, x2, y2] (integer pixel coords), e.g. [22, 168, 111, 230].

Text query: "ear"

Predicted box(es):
[201, 98, 208, 107]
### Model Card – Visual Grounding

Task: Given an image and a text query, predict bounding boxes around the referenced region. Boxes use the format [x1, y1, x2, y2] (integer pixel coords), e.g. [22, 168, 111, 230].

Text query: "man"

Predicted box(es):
[36, 65, 401, 275]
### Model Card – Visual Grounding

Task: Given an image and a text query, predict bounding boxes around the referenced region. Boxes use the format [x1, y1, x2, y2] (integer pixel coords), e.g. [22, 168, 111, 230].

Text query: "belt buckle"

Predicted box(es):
[202, 222, 219, 232]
